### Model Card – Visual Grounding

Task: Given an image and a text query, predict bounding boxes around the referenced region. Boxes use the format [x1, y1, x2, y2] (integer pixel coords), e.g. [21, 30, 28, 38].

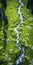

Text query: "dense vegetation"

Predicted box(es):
[0, 0, 33, 65]
[27, 0, 33, 14]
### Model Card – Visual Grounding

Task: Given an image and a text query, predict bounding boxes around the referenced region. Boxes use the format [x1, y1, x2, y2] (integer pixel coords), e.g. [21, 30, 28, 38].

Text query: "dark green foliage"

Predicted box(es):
[0, 0, 8, 51]
[27, 0, 33, 14]
[0, 0, 7, 9]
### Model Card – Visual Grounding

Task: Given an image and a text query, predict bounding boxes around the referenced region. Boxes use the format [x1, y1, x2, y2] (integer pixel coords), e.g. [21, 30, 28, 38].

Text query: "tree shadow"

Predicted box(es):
[0, 0, 8, 51]
[27, 0, 33, 14]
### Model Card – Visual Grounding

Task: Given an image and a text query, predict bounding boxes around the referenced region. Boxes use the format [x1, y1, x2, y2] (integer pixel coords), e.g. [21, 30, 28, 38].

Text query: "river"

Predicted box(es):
[14, 0, 25, 65]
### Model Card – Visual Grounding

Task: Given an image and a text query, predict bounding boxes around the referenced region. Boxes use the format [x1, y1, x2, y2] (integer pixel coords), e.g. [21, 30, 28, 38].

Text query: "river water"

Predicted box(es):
[14, 0, 25, 65]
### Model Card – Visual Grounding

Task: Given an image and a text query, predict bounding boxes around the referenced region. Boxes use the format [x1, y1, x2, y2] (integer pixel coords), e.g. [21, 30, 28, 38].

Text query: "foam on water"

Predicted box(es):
[14, 0, 25, 65]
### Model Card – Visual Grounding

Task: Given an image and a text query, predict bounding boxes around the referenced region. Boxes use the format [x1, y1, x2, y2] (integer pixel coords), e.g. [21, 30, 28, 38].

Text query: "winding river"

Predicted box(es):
[14, 0, 25, 65]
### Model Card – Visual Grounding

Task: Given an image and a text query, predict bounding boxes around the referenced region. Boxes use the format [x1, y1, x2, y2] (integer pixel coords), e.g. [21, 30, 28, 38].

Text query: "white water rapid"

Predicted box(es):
[14, 0, 25, 65]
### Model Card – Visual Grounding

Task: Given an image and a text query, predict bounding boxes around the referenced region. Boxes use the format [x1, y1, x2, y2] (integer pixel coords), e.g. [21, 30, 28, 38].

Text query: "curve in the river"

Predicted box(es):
[14, 0, 25, 65]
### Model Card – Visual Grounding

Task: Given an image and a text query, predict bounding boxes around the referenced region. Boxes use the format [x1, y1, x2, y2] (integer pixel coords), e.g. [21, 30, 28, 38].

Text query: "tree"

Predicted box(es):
[0, 0, 8, 50]
[27, 0, 33, 14]
[0, 0, 7, 8]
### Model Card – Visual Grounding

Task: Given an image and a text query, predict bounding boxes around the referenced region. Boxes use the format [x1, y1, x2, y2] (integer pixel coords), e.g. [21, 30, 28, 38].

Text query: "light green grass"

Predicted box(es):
[0, 0, 20, 64]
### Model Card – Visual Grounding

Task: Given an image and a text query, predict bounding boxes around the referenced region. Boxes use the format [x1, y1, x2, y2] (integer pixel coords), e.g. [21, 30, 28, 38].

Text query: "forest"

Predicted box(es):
[0, 0, 33, 65]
